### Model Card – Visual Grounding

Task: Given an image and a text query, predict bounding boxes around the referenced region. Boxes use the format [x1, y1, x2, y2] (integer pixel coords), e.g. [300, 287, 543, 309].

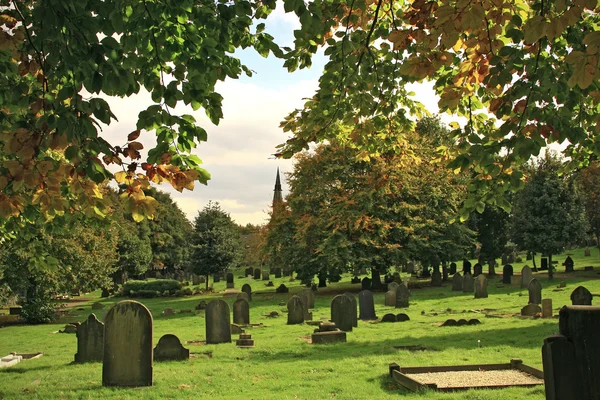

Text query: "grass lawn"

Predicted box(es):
[1, 247, 599, 399]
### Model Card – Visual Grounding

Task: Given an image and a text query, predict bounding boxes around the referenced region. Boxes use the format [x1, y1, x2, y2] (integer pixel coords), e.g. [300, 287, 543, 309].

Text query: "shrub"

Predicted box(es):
[122, 280, 182, 297]
[21, 296, 56, 324]
[175, 288, 193, 297]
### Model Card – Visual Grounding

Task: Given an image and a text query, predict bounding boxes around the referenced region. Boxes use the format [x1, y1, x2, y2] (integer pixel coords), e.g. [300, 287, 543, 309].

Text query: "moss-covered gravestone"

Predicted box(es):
[233, 299, 250, 325]
[75, 313, 104, 363]
[226, 272, 234, 289]
[462, 273, 474, 293]
[237, 292, 250, 302]
[102, 301, 153, 387]
[287, 296, 304, 325]
[571, 286, 592, 306]
[452, 273, 463, 291]
[502, 264, 513, 284]
[474, 275, 488, 298]
[153, 334, 189, 362]
[241, 283, 252, 301]
[384, 290, 396, 307]
[299, 288, 315, 309]
[344, 293, 358, 328]
[521, 265, 533, 289]
[395, 284, 409, 308]
[528, 278, 542, 305]
[331, 294, 353, 332]
[206, 299, 231, 344]
[253, 268, 261, 280]
[358, 290, 377, 320]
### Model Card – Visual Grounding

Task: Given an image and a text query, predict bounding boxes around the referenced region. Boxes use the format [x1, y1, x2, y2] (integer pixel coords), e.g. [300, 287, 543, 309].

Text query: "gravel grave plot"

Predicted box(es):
[406, 369, 544, 388]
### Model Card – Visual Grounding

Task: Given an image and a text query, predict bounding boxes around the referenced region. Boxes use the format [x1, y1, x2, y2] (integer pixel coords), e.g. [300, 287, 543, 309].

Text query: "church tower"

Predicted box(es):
[273, 167, 283, 203]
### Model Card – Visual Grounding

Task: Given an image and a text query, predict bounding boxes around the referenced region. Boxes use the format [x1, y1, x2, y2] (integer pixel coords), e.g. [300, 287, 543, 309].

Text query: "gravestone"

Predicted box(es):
[274, 268, 282, 278]
[311, 322, 346, 344]
[528, 278, 542, 305]
[388, 282, 399, 292]
[287, 296, 304, 325]
[452, 273, 463, 291]
[449, 262, 457, 275]
[226, 272, 234, 289]
[371, 269, 383, 290]
[521, 265, 533, 288]
[344, 293, 358, 327]
[395, 284, 409, 308]
[233, 299, 250, 325]
[431, 267, 442, 287]
[381, 313, 396, 322]
[261, 270, 269, 281]
[462, 259, 472, 275]
[236, 292, 250, 302]
[542, 299, 553, 318]
[361, 277, 372, 291]
[331, 295, 353, 332]
[299, 288, 315, 309]
[396, 313, 410, 322]
[474, 275, 488, 298]
[384, 290, 396, 307]
[213, 273, 220, 283]
[74, 313, 104, 363]
[571, 286, 593, 306]
[276, 284, 289, 293]
[502, 264, 513, 284]
[195, 300, 207, 311]
[563, 256, 574, 273]
[521, 303, 541, 316]
[253, 268, 261, 280]
[241, 284, 252, 301]
[584, 248, 591, 257]
[358, 290, 377, 320]
[205, 299, 231, 344]
[407, 262, 415, 274]
[473, 263, 482, 277]
[153, 334, 189, 362]
[245, 267, 252, 277]
[462, 273, 474, 293]
[102, 301, 153, 387]
[542, 306, 600, 400]
[442, 265, 448, 282]
[541, 257, 549, 271]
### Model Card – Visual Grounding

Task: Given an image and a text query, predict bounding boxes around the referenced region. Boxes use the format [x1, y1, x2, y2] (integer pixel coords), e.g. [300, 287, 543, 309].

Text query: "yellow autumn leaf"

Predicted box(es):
[114, 171, 128, 184]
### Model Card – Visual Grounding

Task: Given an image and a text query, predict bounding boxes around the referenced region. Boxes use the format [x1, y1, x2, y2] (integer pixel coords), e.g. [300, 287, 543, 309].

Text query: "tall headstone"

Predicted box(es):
[462, 273, 474, 293]
[371, 269, 383, 290]
[344, 293, 358, 327]
[226, 272, 234, 289]
[384, 290, 396, 307]
[262, 270, 269, 281]
[542, 299, 553, 318]
[474, 275, 488, 298]
[206, 299, 231, 344]
[358, 290, 377, 320]
[241, 284, 252, 301]
[102, 301, 153, 387]
[528, 278, 542, 305]
[563, 256, 574, 273]
[542, 306, 600, 400]
[253, 268, 261, 280]
[451, 273, 462, 291]
[462, 259, 472, 275]
[153, 334, 189, 362]
[449, 262, 457, 275]
[233, 299, 250, 325]
[395, 285, 409, 308]
[287, 296, 304, 324]
[299, 288, 315, 309]
[521, 265, 533, 289]
[331, 295, 353, 332]
[75, 313, 104, 363]
[361, 277, 371, 291]
[473, 263, 482, 277]
[541, 257, 549, 271]
[502, 264, 513, 284]
[571, 286, 593, 306]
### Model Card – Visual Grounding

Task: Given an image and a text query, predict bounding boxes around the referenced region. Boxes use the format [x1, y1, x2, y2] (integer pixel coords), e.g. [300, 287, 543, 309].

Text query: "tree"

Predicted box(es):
[188, 201, 242, 289]
[576, 161, 600, 251]
[3, 0, 600, 243]
[510, 152, 588, 279]
[469, 205, 510, 269]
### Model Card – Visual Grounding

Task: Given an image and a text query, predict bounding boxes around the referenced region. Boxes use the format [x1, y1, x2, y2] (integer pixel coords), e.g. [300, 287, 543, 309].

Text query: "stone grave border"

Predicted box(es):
[388, 358, 543, 392]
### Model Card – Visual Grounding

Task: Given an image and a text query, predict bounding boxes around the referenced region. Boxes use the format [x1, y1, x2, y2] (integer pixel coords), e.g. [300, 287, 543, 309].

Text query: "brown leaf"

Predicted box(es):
[128, 130, 141, 141]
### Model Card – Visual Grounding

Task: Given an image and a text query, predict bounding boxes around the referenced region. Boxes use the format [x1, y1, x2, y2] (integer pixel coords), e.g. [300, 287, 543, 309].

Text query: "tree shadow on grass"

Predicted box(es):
[0, 365, 54, 374]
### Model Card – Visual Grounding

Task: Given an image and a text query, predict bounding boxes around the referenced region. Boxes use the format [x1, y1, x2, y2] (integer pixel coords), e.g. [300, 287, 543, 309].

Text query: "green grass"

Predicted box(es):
[1, 248, 599, 399]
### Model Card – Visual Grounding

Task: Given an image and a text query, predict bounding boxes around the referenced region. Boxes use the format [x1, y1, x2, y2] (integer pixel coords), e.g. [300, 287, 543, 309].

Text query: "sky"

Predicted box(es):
[100, 4, 443, 226]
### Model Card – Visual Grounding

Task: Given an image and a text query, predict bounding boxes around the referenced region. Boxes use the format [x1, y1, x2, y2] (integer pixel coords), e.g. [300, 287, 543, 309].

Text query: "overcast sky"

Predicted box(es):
[100, 4, 444, 226]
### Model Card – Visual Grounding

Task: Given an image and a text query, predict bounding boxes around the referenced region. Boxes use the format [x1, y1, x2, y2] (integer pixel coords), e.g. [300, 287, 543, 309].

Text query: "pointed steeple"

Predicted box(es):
[273, 167, 283, 203]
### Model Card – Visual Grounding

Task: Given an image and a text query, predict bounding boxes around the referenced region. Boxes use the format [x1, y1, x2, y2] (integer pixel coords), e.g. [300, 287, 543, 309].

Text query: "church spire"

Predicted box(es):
[273, 167, 283, 203]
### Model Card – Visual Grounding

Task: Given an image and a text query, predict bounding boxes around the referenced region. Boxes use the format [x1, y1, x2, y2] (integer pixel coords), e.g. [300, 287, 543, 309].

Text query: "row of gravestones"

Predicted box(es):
[384, 282, 410, 308]
[242, 268, 286, 280]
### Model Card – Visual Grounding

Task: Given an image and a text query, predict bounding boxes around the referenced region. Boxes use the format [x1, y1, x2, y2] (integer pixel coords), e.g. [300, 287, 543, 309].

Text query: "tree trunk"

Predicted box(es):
[548, 253, 554, 280]
[205, 275, 209, 291]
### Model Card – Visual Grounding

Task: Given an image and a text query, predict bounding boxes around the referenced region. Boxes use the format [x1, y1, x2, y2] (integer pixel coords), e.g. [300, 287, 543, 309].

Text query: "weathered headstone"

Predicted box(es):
[205, 299, 231, 344]
[395, 284, 409, 308]
[253, 268, 261, 280]
[449, 262, 457, 275]
[344, 293, 358, 327]
[388, 282, 399, 292]
[563, 256, 574, 273]
[299, 288, 315, 309]
[102, 301, 153, 387]
[358, 290, 377, 320]
[542, 306, 600, 400]
[462, 273, 474, 293]
[361, 277, 371, 291]
[451, 273, 462, 291]
[276, 284, 289, 293]
[407, 262, 415, 274]
[542, 299, 553, 318]
[245, 267, 252, 277]
[381, 313, 396, 322]
[241, 283, 252, 301]
[396, 313, 410, 322]
[521, 265, 533, 289]
[521, 303, 541, 316]
[384, 290, 396, 307]
[502, 264, 513, 284]
[75, 313, 104, 363]
[237, 292, 250, 302]
[311, 322, 347, 344]
[331, 295, 353, 332]
[462, 259, 472, 275]
[528, 278, 542, 305]
[540, 257, 549, 271]
[233, 299, 250, 325]
[287, 296, 304, 325]
[226, 272, 234, 289]
[571, 286, 593, 306]
[474, 275, 488, 298]
[431, 267, 442, 287]
[473, 263, 482, 277]
[153, 334, 189, 362]
[262, 270, 269, 281]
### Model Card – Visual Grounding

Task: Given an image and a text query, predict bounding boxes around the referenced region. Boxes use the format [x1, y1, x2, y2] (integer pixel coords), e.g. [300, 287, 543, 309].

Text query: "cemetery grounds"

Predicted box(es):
[1, 247, 600, 399]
